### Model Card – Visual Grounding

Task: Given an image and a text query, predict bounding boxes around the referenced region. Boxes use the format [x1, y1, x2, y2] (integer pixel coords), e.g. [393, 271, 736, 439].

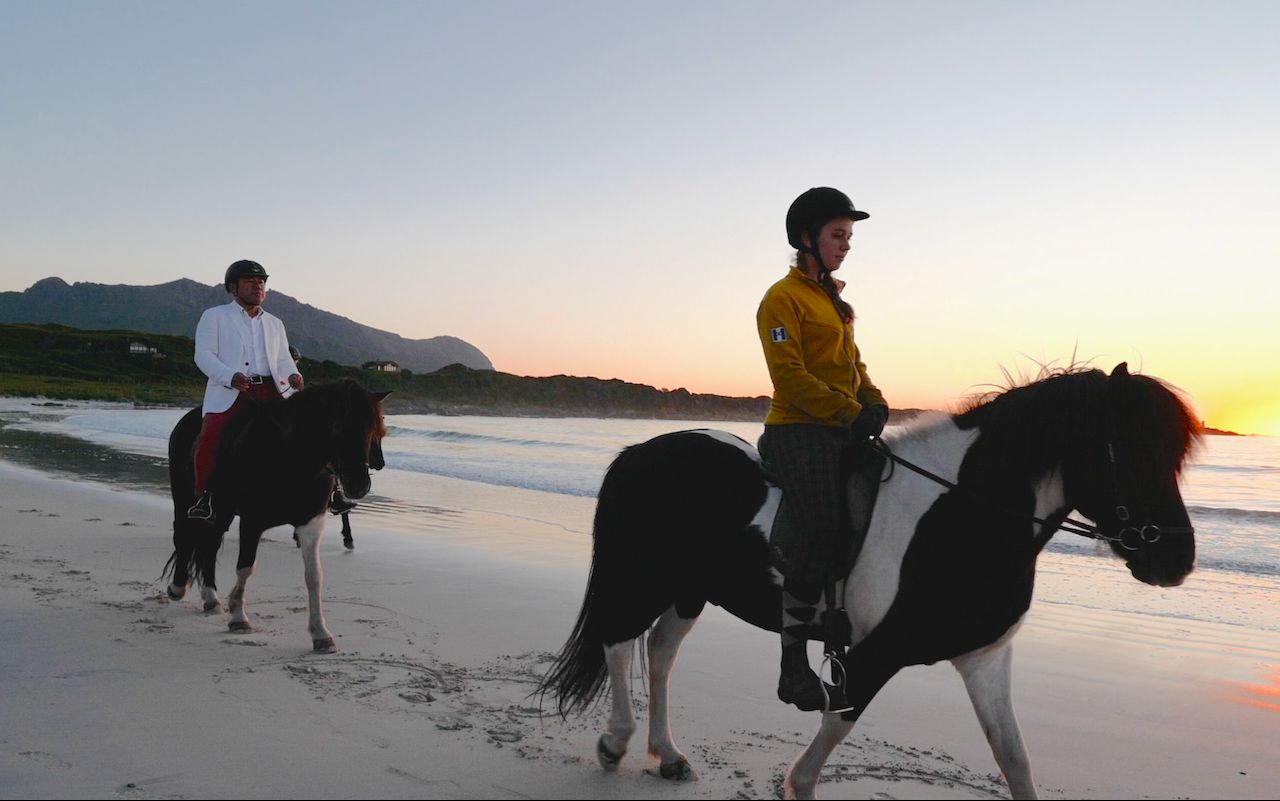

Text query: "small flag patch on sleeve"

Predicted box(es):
[770, 327, 788, 343]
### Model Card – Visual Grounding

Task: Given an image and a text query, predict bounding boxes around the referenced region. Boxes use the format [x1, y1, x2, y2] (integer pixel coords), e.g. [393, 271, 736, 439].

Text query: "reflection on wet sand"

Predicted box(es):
[1226, 666, 1280, 714]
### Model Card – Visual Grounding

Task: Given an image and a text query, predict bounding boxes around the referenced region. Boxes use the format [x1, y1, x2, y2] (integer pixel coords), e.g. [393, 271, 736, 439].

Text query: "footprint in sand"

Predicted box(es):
[19, 751, 71, 769]
[398, 690, 435, 704]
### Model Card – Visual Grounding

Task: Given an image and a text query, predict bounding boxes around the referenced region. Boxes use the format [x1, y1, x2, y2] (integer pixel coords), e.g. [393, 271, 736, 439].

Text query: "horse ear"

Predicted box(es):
[1110, 362, 1130, 380]
[372, 390, 392, 403]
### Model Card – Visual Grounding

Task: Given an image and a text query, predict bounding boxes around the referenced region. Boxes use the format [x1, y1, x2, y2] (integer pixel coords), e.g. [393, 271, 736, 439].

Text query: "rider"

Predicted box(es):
[187, 260, 304, 520]
[756, 187, 890, 711]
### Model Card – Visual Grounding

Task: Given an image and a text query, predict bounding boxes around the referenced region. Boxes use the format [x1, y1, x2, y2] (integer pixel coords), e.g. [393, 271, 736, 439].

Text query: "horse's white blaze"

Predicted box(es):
[846, 418, 978, 645]
[295, 513, 332, 644]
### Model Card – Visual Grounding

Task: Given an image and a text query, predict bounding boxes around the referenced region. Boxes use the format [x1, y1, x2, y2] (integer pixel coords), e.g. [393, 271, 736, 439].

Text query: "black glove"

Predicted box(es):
[849, 404, 889, 441]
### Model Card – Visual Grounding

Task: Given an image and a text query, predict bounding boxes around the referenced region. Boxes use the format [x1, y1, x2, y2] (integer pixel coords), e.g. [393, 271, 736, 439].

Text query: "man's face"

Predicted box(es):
[232, 276, 267, 308]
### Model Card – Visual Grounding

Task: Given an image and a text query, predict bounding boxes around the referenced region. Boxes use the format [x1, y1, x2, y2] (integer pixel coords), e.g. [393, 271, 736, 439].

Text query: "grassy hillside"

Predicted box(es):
[0, 323, 773, 420]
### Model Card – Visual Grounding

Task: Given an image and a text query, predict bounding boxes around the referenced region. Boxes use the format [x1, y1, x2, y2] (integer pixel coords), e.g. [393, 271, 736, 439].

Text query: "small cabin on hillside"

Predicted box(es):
[362, 360, 400, 373]
[128, 341, 166, 358]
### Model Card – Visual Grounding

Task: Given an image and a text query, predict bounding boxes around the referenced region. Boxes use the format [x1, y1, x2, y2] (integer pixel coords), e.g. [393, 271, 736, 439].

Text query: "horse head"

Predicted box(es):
[325, 380, 390, 501]
[1065, 363, 1202, 587]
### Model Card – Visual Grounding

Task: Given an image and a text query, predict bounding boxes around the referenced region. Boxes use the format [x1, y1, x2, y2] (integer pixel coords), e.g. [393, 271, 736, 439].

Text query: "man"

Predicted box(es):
[187, 259, 305, 519]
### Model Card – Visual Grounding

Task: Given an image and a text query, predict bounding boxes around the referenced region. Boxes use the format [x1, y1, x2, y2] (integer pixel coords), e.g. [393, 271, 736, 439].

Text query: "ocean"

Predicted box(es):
[1, 397, 1277, 633]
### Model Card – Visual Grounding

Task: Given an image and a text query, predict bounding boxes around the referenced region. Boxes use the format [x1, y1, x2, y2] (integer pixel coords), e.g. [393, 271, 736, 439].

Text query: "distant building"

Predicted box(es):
[362, 360, 400, 373]
[128, 341, 166, 358]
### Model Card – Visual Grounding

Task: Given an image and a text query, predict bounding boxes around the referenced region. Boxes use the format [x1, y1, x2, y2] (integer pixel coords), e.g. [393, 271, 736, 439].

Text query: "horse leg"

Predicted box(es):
[784, 659, 898, 800]
[597, 639, 637, 770]
[953, 639, 1037, 799]
[226, 527, 263, 632]
[197, 522, 225, 613]
[167, 519, 194, 600]
[647, 603, 700, 780]
[295, 514, 335, 652]
[341, 512, 353, 550]
[784, 712, 857, 800]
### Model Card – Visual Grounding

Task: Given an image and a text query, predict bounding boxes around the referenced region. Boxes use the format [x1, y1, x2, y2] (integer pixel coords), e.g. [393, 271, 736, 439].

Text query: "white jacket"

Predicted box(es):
[195, 301, 299, 414]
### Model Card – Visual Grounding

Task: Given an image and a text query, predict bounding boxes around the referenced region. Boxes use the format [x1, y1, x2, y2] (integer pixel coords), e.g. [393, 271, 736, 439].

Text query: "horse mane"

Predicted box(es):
[280, 378, 386, 436]
[954, 363, 1201, 475]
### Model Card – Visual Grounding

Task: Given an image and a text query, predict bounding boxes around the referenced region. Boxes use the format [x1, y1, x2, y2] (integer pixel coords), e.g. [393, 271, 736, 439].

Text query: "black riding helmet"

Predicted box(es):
[785, 188, 869, 257]
[224, 259, 269, 293]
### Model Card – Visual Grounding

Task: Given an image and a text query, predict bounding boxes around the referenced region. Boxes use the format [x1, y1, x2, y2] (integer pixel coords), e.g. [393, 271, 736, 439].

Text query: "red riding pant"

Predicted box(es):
[193, 384, 281, 496]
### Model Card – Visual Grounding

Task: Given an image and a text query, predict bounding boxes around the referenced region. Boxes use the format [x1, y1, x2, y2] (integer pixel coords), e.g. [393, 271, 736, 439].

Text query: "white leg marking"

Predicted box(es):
[200, 584, 223, 614]
[600, 640, 636, 769]
[295, 514, 334, 651]
[647, 606, 698, 779]
[952, 623, 1037, 799]
[227, 565, 254, 631]
[784, 712, 856, 800]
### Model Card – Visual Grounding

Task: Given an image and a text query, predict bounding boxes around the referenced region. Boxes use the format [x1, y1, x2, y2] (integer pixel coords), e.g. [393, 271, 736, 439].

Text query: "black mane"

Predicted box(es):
[954, 366, 1201, 480]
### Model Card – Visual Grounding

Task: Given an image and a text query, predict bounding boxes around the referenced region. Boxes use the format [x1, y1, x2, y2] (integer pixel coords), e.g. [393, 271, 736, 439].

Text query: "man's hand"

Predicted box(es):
[230, 372, 251, 391]
[288, 373, 305, 391]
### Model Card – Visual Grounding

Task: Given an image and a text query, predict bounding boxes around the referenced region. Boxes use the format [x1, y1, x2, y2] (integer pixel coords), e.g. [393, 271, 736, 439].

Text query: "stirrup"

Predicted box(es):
[187, 493, 213, 520]
[329, 491, 357, 515]
[817, 651, 855, 714]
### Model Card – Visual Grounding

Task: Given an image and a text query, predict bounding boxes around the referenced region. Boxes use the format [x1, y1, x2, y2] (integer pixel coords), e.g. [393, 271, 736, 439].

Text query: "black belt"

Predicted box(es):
[246, 375, 270, 385]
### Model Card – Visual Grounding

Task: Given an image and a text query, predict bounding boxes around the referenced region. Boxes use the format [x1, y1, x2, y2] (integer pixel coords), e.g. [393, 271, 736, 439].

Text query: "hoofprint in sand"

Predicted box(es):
[1, 459, 1277, 799]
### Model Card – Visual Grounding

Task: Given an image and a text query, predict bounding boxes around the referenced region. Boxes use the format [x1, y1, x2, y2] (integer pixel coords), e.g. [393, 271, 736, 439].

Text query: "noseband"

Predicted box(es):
[870, 436, 1194, 552]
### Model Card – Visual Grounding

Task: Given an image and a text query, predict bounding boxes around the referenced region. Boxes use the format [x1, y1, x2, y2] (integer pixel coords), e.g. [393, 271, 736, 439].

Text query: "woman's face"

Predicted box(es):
[805, 217, 856, 273]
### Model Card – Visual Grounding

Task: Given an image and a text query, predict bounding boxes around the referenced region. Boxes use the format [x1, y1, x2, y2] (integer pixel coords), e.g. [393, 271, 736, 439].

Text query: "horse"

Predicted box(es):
[536, 364, 1200, 799]
[165, 378, 389, 652]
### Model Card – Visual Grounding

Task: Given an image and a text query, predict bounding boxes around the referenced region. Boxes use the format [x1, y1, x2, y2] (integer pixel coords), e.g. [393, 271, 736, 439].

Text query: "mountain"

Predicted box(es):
[0, 277, 492, 373]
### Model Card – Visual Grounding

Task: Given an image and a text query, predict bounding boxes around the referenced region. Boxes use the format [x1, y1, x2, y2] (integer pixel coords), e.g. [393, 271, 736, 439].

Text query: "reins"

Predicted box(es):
[868, 436, 1193, 552]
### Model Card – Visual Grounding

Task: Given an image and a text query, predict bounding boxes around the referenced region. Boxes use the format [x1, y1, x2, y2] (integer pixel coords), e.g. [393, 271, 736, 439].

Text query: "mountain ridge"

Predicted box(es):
[0, 277, 492, 374]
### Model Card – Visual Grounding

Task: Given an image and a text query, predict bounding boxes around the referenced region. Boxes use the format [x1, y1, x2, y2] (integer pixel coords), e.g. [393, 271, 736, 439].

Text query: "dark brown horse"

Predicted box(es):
[165, 378, 388, 651]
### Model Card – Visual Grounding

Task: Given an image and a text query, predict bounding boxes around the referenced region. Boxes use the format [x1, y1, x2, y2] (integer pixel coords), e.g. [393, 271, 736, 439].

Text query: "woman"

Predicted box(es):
[756, 187, 890, 711]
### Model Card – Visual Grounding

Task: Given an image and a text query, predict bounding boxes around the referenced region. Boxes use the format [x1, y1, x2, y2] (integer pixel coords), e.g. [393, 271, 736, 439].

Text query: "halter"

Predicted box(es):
[868, 435, 1194, 552]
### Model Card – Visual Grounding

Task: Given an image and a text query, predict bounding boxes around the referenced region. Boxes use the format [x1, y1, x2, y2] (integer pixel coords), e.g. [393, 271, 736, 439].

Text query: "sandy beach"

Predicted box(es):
[2, 455, 1278, 800]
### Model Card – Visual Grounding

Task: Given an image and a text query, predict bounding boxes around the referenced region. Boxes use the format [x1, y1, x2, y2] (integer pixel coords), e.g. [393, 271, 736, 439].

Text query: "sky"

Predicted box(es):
[2, 1, 1278, 434]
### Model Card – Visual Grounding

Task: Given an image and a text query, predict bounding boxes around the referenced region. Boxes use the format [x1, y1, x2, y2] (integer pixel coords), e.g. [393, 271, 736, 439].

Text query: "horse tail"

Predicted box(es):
[537, 431, 770, 717]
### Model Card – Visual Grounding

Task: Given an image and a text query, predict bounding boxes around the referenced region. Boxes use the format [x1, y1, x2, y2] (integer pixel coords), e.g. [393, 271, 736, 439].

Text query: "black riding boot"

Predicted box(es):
[778, 640, 827, 711]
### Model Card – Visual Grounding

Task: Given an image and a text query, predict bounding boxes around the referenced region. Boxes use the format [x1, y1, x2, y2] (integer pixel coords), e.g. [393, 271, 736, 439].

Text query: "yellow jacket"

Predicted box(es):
[756, 268, 885, 426]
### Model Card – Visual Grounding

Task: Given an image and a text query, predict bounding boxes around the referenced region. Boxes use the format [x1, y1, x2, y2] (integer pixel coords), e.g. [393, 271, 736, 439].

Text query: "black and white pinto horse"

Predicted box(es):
[165, 379, 389, 652]
[538, 364, 1200, 799]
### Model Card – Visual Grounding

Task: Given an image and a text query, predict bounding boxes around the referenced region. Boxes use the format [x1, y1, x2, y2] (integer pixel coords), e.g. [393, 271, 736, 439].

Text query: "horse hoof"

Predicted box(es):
[313, 637, 336, 653]
[343, 537, 354, 550]
[659, 758, 696, 781]
[203, 600, 223, 613]
[166, 583, 187, 601]
[228, 620, 253, 632]
[597, 736, 624, 771]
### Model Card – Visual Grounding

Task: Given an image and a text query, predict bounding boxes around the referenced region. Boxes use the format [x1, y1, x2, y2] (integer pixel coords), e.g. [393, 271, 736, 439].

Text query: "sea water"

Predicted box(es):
[2, 398, 1277, 630]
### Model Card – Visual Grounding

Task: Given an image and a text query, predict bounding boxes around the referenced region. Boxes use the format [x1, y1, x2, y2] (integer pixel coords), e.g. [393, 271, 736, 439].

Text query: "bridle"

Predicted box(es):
[869, 434, 1195, 552]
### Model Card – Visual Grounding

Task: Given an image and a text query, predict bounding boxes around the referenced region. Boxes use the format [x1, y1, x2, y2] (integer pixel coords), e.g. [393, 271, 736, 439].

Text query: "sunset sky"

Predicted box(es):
[3, 2, 1277, 434]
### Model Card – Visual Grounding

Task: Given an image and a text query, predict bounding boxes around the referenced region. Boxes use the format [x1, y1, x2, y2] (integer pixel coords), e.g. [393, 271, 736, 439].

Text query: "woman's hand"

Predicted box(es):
[849, 404, 889, 440]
